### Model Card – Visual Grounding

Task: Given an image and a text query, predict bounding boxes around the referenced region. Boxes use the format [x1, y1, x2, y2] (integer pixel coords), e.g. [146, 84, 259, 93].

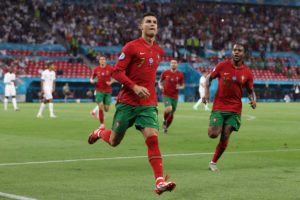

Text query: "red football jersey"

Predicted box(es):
[112, 37, 164, 106]
[92, 65, 114, 93]
[160, 69, 184, 100]
[211, 59, 254, 114]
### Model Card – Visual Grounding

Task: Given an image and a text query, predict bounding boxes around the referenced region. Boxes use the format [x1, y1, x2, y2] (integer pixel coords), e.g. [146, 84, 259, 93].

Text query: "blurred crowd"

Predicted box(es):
[0, 1, 56, 44]
[0, 0, 299, 54]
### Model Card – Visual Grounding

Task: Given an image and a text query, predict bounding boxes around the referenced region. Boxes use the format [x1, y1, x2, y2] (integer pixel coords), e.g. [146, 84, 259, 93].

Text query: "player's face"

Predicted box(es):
[232, 44, 245, 62]
[141, 16, 158, 37]
[49, 64, 56, 71]
[170, 60, 178, 70]
[99, 57, 106, 67]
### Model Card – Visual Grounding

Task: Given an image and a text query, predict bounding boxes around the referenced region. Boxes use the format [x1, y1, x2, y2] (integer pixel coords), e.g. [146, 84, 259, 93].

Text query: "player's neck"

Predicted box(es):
[171, 69, 176, 72]
[142, 35, 155, 45]
[232, 59, 243, 68]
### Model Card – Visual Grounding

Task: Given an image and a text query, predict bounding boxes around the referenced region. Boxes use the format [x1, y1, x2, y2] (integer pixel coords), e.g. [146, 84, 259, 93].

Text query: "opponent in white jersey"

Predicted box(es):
[37, 63, 57, 118]
[193, 70, 210, 111]
[3, 67, 19, 111]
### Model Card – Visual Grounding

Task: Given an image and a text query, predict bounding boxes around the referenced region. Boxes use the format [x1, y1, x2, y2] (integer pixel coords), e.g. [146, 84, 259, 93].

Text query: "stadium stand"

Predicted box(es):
[0, 0, 299, 102]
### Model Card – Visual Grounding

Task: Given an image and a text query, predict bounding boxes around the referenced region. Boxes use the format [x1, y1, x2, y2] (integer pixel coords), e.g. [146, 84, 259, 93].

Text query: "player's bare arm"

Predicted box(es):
[158, 79, 164, 91]
[106, 79, 115, 86]
[202, 73, 213, 103]
[41, 80, 45, 94]
[248, 89, 257, 109]
[133, 84, 150, 98]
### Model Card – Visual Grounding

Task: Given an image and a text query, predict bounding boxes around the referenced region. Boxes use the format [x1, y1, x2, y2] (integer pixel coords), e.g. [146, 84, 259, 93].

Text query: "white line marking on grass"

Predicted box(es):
[0, 149, 299, 167]
[0, 192, 37, 200]
[244, 114, 256, 121]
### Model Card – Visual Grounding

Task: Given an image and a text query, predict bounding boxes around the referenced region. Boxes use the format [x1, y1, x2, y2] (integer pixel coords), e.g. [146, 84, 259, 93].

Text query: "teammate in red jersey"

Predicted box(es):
[90, 56, 114, 129]
[87, 12, 176, 195]
[158, 59, 184, 133]
[203, 43, 256, 172]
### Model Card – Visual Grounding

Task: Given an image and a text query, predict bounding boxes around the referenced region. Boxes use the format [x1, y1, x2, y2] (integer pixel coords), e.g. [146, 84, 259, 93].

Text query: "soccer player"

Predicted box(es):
[193, 70, 210, 111]
[202, 43, 256, 172]
[90, 56, 114, 128]
[158, 59, 184, 133]
[88, 12, 176, 195]
[3, 67, 19, 111]
[37, 62, 57, 118]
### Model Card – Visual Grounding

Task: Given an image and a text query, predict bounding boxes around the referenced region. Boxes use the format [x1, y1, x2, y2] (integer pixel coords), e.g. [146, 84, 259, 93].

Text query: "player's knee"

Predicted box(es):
[208, 127, 221, 138]
[165, 107, 172, 113]
[109, 138, 121, 147]
[104, 106, 109, 112]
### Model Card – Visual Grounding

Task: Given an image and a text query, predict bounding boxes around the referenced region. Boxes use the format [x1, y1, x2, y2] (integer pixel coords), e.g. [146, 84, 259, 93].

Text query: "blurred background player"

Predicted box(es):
[90, 90, 99, 119]
[203, 43, 256, 172]
[159, 59, 184, 133]
[193, 70, 210, 111]
[90, 56, 114, 129]
[87, 12, 176, 195]
[37, 62, 57, 118]
[62, 82, 74, 102]
[3, 67, 19, 111]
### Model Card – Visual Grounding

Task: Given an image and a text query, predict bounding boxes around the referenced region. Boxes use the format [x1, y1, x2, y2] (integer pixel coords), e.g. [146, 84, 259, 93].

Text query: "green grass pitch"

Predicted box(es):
[0, 102, 299, 200]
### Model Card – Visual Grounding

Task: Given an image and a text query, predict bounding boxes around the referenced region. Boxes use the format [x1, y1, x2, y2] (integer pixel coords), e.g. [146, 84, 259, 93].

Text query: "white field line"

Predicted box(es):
[0, 192, 37, 200]
[243, 114, 256, 121]
[0, 148, 299, 167]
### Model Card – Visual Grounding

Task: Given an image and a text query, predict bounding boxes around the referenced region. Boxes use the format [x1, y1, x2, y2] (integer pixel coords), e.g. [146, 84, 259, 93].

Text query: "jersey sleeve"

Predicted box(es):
[41, 71, 45, 80]
[112, 44, 135, 89]
[3, 74, 9, 84]
[210, 62, 222, 79]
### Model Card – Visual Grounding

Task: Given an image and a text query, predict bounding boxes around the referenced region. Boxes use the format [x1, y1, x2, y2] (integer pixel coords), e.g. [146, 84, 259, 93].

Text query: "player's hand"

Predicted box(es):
[249, 101, 256, 109]
[106, 81, 112, 86]
[90, 78, 95, 84]
[133, 85, 150, 98]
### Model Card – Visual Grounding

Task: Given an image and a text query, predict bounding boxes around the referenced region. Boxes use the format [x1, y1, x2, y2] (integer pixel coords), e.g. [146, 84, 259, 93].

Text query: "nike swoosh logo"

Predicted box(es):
[140, 52, 145, 55]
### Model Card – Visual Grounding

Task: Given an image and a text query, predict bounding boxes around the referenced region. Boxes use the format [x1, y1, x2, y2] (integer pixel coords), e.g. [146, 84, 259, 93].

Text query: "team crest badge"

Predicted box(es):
[232, 76, 237, 81]
[116, 121, 120, 128]
[119, 52, 125, 60]
[149, 58, 154, 64]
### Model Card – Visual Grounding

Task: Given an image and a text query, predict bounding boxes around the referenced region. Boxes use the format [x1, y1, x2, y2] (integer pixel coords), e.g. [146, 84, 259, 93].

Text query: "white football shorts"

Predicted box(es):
[43, 87, 53, 100]
[5, 85, 16, 97]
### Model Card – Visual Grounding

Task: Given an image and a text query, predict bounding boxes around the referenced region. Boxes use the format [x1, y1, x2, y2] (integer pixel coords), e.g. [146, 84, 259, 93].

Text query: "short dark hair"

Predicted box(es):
[142, 12, 157, 20]
[46, 62, 53, 67]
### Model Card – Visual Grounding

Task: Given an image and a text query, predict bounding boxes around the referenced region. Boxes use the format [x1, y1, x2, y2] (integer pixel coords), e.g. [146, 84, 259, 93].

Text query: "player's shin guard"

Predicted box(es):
[99, 129, 111, 144]
[12, 97, 17, 110]
[212, 139, 229, 163]
[99, 109, 104, 124]
[4, 97, 8, 110]
[49, 103, 54, 115]
[38, 103, 45, 115]
[145, 135, 163, 179]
